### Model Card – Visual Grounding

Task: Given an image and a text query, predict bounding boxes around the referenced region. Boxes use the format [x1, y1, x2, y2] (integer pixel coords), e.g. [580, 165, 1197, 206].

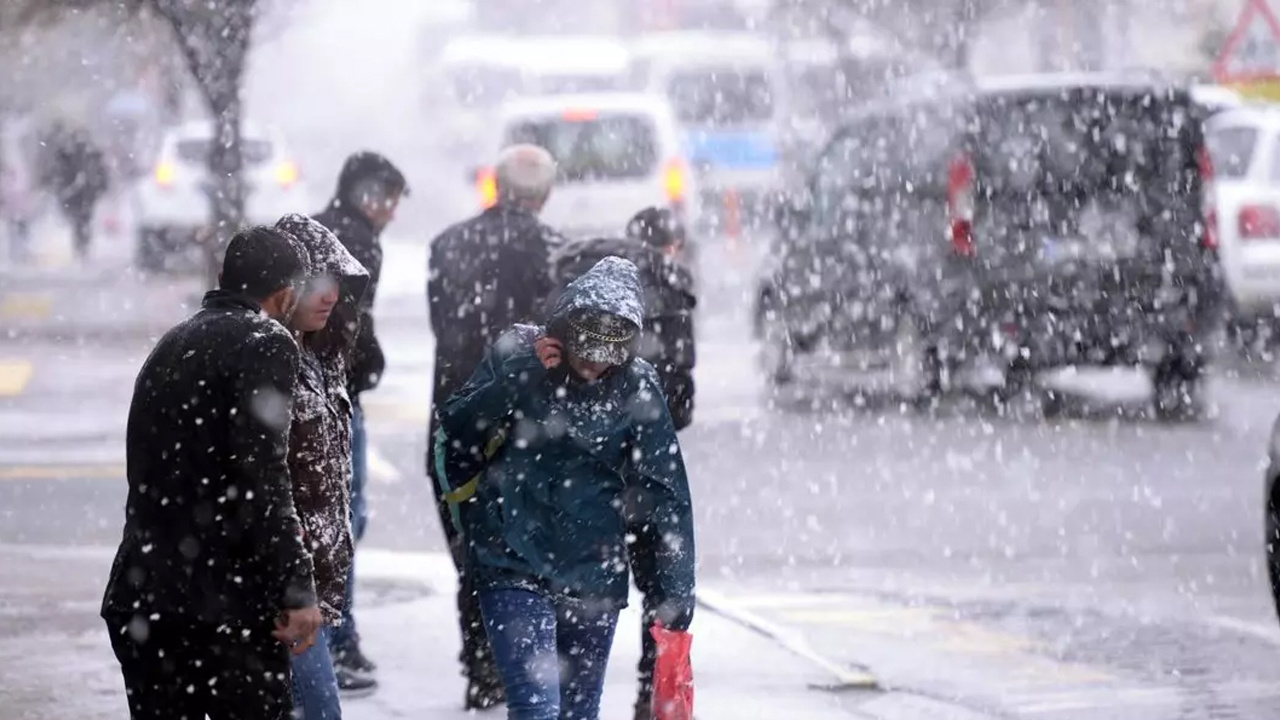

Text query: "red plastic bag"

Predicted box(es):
[650, 623, 694, 720]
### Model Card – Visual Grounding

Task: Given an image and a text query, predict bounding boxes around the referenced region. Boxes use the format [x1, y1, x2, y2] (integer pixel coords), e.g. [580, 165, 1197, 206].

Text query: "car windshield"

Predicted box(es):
[174, 138, 274, 166]
[536, 74, 624, 95]
[505, 114, 657, 182]
[667, 68, 774, 125]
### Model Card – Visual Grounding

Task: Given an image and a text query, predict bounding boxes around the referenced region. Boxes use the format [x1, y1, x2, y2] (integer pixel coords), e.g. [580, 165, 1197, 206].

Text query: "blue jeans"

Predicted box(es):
[479, 589, 619, 720]
[331, 406, 368, 655]
[290, 626, 341, 719]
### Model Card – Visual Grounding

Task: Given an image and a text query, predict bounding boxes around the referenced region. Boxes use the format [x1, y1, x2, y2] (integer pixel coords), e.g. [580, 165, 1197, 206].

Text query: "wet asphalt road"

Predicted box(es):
[4, 236, 1280, 718]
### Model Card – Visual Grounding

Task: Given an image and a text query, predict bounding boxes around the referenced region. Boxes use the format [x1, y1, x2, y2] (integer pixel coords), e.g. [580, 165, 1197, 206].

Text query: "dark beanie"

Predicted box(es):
[625, 206, 683, 248]
[220, 225, 305, 300]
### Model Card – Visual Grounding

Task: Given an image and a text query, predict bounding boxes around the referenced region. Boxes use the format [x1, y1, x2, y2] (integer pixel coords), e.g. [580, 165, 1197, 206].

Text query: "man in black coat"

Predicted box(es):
[312, 150, 407, 688]
[101, 226, 321, 720]
[426, 143, 562, 709]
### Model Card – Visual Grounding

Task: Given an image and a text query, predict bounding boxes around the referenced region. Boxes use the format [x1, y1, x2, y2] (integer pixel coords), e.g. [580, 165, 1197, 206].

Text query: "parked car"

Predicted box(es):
[132, 121, 310, 271]
[1206, 105, 1280, 348]
[756, 73, 1224, 419]
[470, 92, 698, 242]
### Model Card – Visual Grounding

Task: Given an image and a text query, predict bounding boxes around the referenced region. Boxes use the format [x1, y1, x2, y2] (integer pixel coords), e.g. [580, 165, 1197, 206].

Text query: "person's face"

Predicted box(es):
[567, 352, 613, 382]
[359, 190, 401, 230]
[292, 274, 339, 332]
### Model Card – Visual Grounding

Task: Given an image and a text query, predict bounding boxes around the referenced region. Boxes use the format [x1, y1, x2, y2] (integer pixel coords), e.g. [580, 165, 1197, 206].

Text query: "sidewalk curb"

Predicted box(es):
[696, 587, 882, 691]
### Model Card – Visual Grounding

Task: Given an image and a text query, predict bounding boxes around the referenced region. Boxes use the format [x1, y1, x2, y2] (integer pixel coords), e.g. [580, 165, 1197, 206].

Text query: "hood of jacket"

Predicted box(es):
[548, 255, 645, 329]
[330, 151, 408, 207]
[275, 214, 370, 355]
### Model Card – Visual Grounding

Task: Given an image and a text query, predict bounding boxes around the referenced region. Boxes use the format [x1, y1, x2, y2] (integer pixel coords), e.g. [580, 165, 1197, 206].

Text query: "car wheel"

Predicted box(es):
[1152, 358, 1207, 422]
[758, 308, 795, 386]
[135, 228, 166, 273]
[888, 314, 942, 406]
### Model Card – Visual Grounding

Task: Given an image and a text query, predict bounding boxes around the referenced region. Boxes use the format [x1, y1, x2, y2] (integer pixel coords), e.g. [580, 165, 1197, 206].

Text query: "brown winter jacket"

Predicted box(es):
[276, 214, 370, 623]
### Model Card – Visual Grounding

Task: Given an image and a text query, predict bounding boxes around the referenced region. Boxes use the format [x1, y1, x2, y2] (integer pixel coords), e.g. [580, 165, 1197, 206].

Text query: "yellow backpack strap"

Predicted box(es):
[444, 427, 507, 506]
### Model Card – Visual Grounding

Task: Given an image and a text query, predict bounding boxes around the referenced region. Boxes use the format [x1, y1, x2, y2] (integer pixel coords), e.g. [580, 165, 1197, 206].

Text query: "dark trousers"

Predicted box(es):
[105, 614, 292, 720]
[630, 529, 661, 715]
[65, 203, 93, 258]
[427, 414, 499, 686]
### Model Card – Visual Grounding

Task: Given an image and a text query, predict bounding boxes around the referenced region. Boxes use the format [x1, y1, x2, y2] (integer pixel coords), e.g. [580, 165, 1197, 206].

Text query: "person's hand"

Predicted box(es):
[535, 335, 563, 370]
[273, 606, 322, 656]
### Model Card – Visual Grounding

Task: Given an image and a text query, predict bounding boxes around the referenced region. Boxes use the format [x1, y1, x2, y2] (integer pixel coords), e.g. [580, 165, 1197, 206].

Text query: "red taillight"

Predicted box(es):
[1198, 147, 1218, 250]
[1239, 204, 1280, 239]
[947, 153, 976, 257]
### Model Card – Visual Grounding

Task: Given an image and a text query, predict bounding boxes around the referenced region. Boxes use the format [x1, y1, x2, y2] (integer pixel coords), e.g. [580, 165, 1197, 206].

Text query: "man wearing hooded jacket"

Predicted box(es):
[313, 151, 407, 692]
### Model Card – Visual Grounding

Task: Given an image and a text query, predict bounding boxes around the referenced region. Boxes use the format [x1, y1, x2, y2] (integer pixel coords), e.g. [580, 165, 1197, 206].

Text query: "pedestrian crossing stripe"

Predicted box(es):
[725, 592, 1118, 686]
[0, 463, 126, 481]
[0, 293, 52, 320]
[0, 360, 33, 396]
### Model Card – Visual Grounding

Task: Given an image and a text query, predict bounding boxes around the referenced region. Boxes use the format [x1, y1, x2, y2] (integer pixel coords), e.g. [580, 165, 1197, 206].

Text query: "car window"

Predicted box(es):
[667, 68, 774, 125]
[535, 75, 624, 95]
[505, 114, 658, 182]
[810, 130, 863, 228]
[174, 138, 274, 166]
[1209, 125, 1258, 181]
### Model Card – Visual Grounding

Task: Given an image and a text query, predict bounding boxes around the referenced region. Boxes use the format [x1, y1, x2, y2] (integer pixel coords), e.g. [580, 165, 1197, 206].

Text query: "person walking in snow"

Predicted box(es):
[37, 121, 108, 260]
[426, 143, 562, 709]
[275, 214, 371, 719]
[102, 225, 320, 720]
[313, 150, 408, 694]
[436, 256, 697, 720]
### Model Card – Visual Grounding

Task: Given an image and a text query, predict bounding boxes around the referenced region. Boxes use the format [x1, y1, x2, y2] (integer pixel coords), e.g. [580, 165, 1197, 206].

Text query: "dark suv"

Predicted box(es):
[755, 74, 1225, 418]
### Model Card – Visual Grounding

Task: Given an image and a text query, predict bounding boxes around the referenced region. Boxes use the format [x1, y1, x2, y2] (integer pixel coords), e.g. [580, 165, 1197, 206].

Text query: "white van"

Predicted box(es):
[628, 31, 783, 215]
[427, 35, 631, 165]
[474, 93, 697, 240]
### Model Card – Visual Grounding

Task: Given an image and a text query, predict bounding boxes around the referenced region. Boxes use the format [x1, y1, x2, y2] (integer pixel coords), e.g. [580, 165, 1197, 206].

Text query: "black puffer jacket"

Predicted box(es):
[275, 214, 370, 623]
[102, 291, 315, 628]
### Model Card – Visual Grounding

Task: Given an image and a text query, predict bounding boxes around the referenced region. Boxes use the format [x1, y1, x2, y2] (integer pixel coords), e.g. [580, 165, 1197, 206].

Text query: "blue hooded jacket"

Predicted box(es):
[439, 257, 696, 617]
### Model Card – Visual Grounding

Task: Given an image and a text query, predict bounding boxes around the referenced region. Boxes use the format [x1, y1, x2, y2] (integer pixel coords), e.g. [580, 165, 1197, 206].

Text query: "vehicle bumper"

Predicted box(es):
[937, 307, 1219, 370]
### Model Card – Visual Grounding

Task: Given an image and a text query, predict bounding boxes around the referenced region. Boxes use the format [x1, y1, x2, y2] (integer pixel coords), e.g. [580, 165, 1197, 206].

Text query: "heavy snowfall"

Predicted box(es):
[2, 0, 1280, 719]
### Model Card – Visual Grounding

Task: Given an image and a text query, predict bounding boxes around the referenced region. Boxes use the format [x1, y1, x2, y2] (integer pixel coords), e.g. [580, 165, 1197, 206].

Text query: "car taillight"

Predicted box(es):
[947, 152, 976, 257]
[1198, 147, 1218, 250]
[274, 160, 299, 189]
[477, 167, 498, 209]
[154, 162, 176, 189]
[663, 159, 687, 205]
[1239, 204, 1280, 239]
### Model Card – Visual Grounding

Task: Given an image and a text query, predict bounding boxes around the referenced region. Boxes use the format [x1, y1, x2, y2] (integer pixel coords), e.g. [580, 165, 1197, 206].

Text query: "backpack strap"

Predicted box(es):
[433, 424, 510, 532]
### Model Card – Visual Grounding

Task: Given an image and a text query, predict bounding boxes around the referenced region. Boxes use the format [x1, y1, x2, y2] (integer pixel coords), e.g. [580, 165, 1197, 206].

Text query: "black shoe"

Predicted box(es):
[633, 699, 653, 720]
[334, 644, 377, 674]
[464, 677, 506, 710]
[336, 665, 378, 699]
